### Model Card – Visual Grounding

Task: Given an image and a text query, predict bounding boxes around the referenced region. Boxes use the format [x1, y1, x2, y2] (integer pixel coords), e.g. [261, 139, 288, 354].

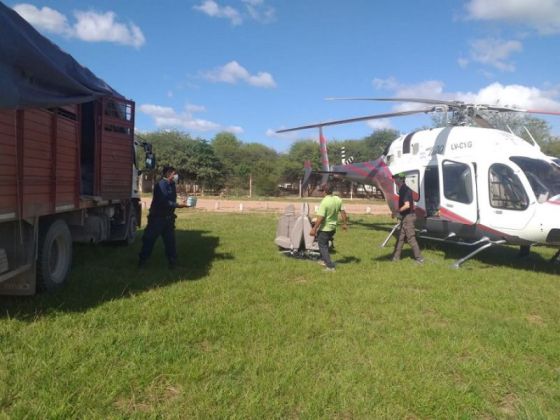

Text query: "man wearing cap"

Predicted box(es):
[138, 165, 189, 269]
[309, 183, 348, 272]
[392, 173, 424, 264]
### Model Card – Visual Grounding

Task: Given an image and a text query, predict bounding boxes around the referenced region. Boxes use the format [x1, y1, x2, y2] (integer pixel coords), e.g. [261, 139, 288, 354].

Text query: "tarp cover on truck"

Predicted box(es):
[0, 1, 122, 109]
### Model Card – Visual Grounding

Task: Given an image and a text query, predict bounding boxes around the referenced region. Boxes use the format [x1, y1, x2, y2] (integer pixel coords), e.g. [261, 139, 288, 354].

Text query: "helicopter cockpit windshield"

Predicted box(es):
[510, 157, 560, 203]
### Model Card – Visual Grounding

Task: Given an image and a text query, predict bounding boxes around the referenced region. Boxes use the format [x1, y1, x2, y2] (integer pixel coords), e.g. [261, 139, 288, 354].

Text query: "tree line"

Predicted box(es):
[139, 114, 560, 196]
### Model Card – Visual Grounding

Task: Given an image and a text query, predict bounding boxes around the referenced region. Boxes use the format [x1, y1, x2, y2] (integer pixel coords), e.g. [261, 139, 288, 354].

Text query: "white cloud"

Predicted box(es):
[457, 57, 469, 68]
[193, 0, 275, 25]
[13, 4, 71, 35]
[373, 78, 447, 111]
[203, 61, 277, 88]
[469, 38, 523, 72]
[366, 119, 393, 131]
[193, 0, 242, 25]
[373, 77, 560, 112]
[13, 3, 145, 48]
[186, 104, 207, 113]
[466, 0, 560, 34]
[242, 0, 275, 23]
[140, 103, 244, 134]
[73, 11, 145, 48]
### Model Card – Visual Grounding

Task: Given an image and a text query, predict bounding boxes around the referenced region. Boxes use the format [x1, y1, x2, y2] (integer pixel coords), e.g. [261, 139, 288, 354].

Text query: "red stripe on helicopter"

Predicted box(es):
[439, 207, 475, 225]
[439, 207, 511, 239]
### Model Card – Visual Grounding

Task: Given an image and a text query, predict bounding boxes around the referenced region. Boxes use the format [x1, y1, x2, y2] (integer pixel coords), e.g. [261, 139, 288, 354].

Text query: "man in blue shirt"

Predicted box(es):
[139, 166, 188, 268]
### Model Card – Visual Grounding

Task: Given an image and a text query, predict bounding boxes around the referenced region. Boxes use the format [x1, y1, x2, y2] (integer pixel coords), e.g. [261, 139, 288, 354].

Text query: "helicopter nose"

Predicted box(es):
[534, 204, 560, 245]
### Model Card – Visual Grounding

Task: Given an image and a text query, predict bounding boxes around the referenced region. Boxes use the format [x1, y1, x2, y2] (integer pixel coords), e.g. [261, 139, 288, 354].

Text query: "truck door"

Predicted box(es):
[437, 155, 478, 224]
[97, 97, 135, 199]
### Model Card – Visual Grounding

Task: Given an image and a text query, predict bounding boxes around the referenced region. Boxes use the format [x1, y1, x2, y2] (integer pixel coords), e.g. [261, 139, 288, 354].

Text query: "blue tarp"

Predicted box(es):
[0, 1, 121, 109]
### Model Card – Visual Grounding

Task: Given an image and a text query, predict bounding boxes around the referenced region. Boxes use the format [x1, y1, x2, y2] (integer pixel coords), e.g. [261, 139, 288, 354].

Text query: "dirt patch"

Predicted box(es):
[498, 392, 519, 417]
[526, 314, 545, 326]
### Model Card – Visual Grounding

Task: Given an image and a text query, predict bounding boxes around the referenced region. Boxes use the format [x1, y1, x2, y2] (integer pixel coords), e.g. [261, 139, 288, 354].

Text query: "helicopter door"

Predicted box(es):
[484, 162, 535, 230]
[437, 156, 478, 224]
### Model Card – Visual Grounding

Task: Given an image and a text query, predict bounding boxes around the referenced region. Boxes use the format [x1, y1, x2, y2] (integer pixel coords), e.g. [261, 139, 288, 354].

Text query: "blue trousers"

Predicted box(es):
[139, 215, 177, 264]
[318, 230, 335, 268]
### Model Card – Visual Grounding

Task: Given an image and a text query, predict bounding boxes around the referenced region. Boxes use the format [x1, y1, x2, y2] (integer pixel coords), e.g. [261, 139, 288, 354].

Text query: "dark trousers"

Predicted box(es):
[318, 230, 336, 268]
[393, 214, 422, 260]
[139, 216, 177, 264]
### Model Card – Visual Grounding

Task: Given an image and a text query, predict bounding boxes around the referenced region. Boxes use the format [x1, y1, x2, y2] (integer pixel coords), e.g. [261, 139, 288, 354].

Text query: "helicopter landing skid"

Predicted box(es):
[550, 249, 560, 263]
[450, 238, 507, 268]
[380, 222, 401, 248]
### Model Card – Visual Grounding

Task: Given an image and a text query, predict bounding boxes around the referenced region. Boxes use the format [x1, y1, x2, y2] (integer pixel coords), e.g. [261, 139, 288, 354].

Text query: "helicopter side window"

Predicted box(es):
[510, 156, 560, 203]
[442, 161, 473, 204]
[488, 164, 528, 210]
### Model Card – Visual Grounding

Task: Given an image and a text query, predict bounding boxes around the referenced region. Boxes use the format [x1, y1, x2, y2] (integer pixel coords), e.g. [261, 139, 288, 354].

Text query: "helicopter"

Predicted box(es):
[277, 97, 560, 267]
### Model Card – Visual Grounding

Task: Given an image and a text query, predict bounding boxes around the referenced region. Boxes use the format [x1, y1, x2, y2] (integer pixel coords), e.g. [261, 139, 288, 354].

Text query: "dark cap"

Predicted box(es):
[162, 165, 175, 176]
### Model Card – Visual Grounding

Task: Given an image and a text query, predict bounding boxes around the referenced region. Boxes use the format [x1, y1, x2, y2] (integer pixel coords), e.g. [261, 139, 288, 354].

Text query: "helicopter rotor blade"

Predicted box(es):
[524, 109, 560, 116]
[276, 107, 434, 133]
[325, 97, 465, 107]
[472, 112, 493, 128]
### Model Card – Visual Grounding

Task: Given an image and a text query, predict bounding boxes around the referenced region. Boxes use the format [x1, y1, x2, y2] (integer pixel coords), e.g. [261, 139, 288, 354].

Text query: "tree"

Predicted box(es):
[184, 140, 224, 191]
[240, 143, 279, 196]
[363, 129, 400, 158]
[212, 132, 243, 182]
[140, 130, 225, 192]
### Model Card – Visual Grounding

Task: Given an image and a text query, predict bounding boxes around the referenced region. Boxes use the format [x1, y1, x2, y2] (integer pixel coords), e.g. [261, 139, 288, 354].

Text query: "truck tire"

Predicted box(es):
[124, 208, 138, 245]
[37, 219, 72, 292]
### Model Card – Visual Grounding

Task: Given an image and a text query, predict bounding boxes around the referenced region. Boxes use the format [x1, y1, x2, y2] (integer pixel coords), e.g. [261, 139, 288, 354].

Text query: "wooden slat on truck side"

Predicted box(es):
[0, 111, 17, 217]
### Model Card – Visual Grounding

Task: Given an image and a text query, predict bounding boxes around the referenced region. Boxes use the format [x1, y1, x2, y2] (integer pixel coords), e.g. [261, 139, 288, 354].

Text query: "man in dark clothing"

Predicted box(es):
[392, 173, 424, 264]
[139, 166, 188, 268]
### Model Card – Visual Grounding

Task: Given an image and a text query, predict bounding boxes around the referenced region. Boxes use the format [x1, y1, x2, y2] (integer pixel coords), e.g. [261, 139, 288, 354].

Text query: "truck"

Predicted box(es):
[0, 3, 153, 294]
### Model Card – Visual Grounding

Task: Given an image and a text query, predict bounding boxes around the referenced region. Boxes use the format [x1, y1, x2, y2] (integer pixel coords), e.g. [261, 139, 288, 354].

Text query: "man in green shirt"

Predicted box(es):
[309, 183, 348, 271]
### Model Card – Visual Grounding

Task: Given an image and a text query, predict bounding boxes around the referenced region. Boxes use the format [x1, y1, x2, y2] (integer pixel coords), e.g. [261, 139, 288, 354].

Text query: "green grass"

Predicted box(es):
[1, 212, 560, 418]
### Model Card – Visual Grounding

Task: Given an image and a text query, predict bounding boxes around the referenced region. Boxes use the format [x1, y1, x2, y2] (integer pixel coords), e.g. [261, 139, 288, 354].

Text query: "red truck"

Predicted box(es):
[0, 4, 152, 294]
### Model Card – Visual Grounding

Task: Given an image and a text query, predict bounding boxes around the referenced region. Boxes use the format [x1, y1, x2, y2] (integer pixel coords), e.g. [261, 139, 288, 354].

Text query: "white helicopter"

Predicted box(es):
[277, 98, 560, 267]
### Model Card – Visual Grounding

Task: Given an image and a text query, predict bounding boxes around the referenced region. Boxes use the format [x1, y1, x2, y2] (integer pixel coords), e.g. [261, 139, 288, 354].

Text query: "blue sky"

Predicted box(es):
[7, 0, 560, 151]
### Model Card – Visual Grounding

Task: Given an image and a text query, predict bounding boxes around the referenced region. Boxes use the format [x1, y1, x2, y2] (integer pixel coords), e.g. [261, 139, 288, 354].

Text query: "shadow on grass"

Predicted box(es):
[374, 238, 560, 274]
[0, 229, 233, 320]
[335, 255, 362, 264]
[351, 219, 397, 233]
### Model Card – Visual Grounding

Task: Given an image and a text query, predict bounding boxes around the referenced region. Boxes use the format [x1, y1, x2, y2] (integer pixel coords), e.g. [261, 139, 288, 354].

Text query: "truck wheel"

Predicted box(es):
[122, 207, 138, 245]
[37, 219, 72, 292]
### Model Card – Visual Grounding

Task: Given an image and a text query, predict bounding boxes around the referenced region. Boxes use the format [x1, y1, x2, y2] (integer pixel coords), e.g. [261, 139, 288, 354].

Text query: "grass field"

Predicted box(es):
[1, 211, 560, 418]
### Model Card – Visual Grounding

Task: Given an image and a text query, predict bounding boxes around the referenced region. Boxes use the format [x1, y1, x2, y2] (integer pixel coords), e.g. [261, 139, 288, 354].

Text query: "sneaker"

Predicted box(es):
[416, 258, 425, 265]
[324, 267, 336, 272]
[391, 257, 400, 262]
[317, 260, 326, 266]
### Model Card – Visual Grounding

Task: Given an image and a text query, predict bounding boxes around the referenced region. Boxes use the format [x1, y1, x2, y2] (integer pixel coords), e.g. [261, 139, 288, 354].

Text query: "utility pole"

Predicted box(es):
[249, 174, 252, 198]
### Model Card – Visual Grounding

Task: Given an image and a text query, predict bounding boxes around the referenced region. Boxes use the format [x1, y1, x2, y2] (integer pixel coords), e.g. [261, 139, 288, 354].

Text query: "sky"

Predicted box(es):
[6, 0, 560, 151]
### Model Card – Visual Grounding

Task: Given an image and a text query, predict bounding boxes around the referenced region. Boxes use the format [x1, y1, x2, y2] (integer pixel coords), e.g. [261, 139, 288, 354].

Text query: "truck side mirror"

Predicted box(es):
[145, 152, 156, 170]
